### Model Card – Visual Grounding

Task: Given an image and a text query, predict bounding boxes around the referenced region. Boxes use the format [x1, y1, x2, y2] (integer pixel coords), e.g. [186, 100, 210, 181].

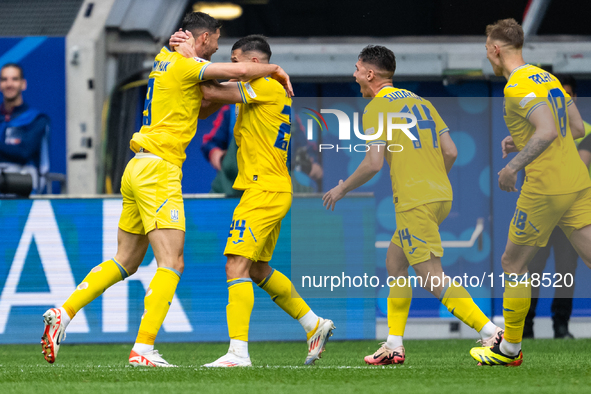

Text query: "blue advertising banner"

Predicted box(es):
[0, 196, 375, 344]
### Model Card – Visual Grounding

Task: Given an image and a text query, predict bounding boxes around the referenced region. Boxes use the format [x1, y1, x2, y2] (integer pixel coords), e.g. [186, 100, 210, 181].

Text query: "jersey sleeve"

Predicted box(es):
[425, 103, 449, 136]
[177, 56, 211, 83]
[237, 77, 282, 104]
[505, 83, 548, 121]
[566, 92, 575, 108]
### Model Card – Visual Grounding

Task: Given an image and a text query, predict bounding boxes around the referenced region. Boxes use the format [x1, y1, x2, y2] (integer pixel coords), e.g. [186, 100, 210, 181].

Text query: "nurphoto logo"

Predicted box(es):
[303, 107, 417, 153]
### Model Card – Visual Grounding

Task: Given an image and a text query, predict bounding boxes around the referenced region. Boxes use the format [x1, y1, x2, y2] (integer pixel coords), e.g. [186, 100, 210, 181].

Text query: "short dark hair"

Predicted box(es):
[181, 12, 222, 36]
[558, 74, 577, 95]
[486, 18, 524, 49]
[1, 63, 24, 79]
[358, 45, 396, 78]
[231, 35, 272, 61]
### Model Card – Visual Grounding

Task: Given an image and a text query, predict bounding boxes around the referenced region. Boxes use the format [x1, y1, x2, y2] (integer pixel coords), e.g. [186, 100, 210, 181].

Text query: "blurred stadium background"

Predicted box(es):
[1, 0, 591, 346]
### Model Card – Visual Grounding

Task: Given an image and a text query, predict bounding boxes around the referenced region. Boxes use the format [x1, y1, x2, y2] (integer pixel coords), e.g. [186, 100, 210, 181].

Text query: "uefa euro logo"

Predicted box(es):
[303, 108, 417, 152]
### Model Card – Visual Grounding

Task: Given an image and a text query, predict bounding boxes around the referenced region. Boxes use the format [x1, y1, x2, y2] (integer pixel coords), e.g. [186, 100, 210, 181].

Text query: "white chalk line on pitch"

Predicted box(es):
[15, 364, 409, 370]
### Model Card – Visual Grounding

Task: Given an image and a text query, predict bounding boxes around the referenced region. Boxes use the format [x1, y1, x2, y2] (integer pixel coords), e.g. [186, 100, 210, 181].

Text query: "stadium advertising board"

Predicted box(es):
[0, 197, 375, 344]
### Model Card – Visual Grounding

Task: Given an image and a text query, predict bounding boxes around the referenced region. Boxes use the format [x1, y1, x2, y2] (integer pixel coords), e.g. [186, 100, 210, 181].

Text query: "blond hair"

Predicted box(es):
[486, 18, 524, 49]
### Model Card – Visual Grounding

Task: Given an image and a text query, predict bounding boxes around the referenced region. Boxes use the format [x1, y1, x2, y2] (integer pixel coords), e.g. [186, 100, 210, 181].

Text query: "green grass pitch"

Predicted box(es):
[1, 339, 590, 394]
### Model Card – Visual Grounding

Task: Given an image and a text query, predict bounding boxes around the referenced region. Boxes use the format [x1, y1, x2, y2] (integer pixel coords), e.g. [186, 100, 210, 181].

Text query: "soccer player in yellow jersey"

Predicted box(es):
[170, 32, 335, 367]
[470, 18, 591, 366]
[40, 12, 294, 367]
[323, 45, 502, 365]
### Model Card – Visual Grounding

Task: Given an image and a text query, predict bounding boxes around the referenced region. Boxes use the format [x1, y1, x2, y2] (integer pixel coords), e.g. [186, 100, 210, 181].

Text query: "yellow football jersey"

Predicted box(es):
[503, 64, 591, 195]
[363, 86, 452, 212]
[232, 77, 292, 193]
[130, 47, 211, 168]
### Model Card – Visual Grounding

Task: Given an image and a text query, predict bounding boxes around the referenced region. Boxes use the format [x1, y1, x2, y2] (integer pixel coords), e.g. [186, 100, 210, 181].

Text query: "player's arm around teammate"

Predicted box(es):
[170, 32, 334, 367]
[171, 30, 293, 97]
[170, 31, 294, 285]
[41, 12, 296, 368]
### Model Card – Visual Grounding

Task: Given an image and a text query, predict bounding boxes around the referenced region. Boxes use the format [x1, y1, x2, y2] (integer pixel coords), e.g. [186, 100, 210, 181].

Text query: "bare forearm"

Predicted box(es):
[342, 161, 379, 193]
[199, 100, 225, 119]
[571, 120, 585, 139]
[443, 154, 456, 174]
[240, 63, 279, 81]
[579, 149, 591, 168]
[507, 135, 553, 172]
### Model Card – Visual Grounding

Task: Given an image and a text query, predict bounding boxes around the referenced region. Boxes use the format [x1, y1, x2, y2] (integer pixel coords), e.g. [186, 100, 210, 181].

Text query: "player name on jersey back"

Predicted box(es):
[503, 64, 591, 195]
[363, 87, 452, 212]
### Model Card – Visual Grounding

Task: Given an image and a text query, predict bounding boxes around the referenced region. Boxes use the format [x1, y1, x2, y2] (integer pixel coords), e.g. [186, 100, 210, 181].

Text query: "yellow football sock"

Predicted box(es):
[258, 269, 310, 320]
[503, 272, 531, 344]
[388, 277, 412, 336]
[227, 279, 254, 341]
[135, 267, 180, 345]
[440, 280, 489, 332]
[62, 259, 128, 319]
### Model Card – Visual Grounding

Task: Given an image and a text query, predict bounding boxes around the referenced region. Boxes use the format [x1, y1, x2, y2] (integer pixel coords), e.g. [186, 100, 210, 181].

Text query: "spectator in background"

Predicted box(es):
[201, 104, 242, 197]
[0, 63, 50, 193]
[201, 105, 322, 195]
[291, 114, 323, 192]
[524, 74, 588, 339]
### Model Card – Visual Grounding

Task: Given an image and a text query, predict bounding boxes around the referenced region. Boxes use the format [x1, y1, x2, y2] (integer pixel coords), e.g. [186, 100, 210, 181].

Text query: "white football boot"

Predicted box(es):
[41, 308, 66, 364]
[203, 349, 252, 368]
[305, 318, 336, 365]
[129, 349, 176, 367]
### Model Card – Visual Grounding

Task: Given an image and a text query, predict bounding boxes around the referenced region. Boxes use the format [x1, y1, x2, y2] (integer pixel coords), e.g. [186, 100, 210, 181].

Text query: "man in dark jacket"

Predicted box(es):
[0, 63, 50, 193]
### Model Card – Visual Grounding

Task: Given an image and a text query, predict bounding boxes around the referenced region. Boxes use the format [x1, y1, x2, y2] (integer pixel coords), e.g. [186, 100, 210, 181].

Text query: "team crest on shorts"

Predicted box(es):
[171, 209, 179, 222]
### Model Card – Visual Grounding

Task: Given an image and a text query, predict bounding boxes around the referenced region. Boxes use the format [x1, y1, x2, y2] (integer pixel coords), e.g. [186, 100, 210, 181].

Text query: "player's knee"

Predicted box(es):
[113, 254, 140, 275]
[501, 251, 517, 273]
[249, 262, 270, 284]
[125, 265, 139, 276]
[225, 255, 250, 278]
[387, 267, 405, 278]
[172, 257, 184, 274]
[249, 271, 265, 285]
[225, 262, 242, 278]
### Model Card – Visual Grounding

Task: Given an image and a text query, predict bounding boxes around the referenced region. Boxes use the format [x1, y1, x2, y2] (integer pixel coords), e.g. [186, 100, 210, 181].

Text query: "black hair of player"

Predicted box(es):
[232, 35, 272, 61]
[181, 12, 222, 36]
[358, 45, 396, 78]
[1, 63, 24, 79]
[558, 74, 577, 95]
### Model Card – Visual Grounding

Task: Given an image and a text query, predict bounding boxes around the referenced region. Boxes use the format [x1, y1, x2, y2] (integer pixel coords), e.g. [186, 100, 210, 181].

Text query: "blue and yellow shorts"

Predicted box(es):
[392, 201, 452, 265]
[224, 188, 292, 262]
[509, 187, 591, 247]
[118, 153, 185, 235]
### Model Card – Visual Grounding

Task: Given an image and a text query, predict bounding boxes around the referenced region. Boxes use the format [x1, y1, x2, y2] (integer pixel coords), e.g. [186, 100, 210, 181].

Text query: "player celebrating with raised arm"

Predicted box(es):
[470, 19, 591, 366]
[40, 12, 293, 368]
[323, 45, 501, 365]
[170, 32, 334, 367]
